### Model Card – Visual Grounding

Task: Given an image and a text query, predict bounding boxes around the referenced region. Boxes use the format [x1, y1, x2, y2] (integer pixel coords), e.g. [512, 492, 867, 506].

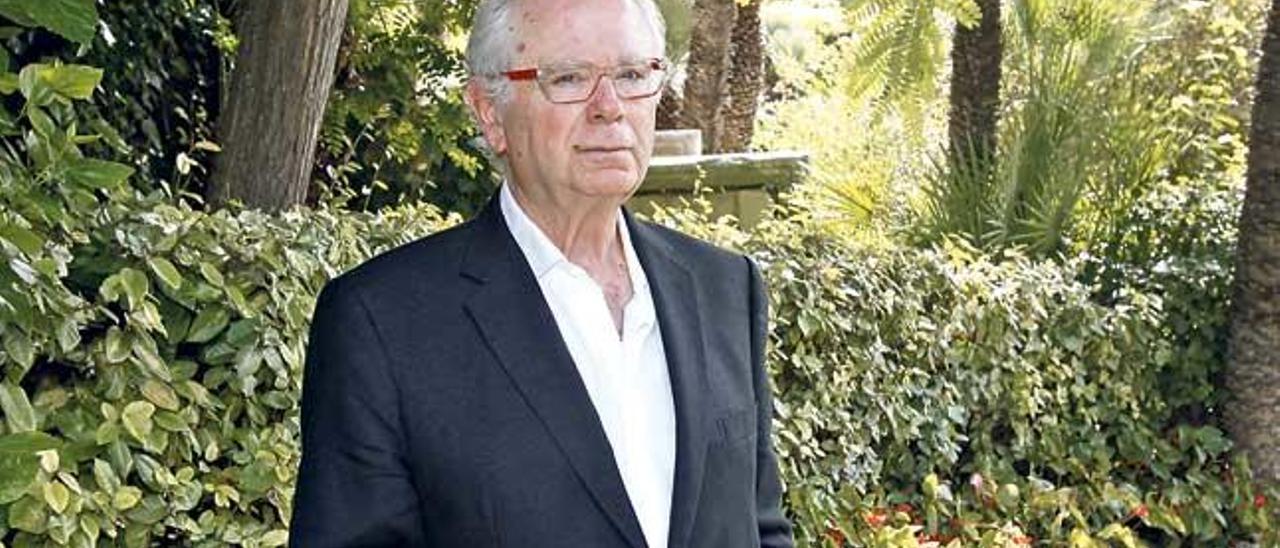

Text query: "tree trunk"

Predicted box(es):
[680, 0, 736, 153]
[656, 81, 684, 131]
[947, 0, 1002, 170]
[209, 0, 349, 211]
[1226, 0, 1280, 486]
[718, 0, 765, 153]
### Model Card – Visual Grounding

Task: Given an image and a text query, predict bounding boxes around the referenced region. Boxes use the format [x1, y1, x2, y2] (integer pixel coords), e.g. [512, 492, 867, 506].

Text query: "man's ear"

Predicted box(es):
[465, 80, 508, 156]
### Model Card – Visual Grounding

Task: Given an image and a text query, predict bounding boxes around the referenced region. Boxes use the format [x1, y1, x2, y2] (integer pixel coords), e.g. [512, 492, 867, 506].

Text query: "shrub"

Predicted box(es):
[0, 45, 457, 539]
[755, 5, 942, 237]
[653, 200, 1276, 546]
[315, 0, 494, 214]
[2, 189, 1274, 546]
[6, 0, 236, 199]
[2, 195, 453, 546]
[2, 1, 1268, 546]
[21, 0, 497, 214]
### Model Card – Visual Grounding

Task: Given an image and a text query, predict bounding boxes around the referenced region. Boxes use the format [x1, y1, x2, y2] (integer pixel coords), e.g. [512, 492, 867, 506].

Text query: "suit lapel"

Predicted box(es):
[461, 198, 647, 548]
[625, 212, 712, 548]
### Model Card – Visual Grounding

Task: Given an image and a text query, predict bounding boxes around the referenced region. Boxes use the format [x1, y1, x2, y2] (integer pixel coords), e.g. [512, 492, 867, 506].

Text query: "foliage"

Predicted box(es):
[1082, 174, 1242, 425]
[915, 0, 1159, 255]
[0, 3, 455, 544]
[5, 0, 236, 202]
[2, 193, 451, 545]
[83, 0, 234, 202]
[0, 168, 1265, 546]
[0, 0, 99, 46]
[4, 172, 1266, 546]
[838, 0, 979, 135]
[828, 452, 1275, 547]
[757, 2, 946, 236]
[0, 2, 136, 440]
[761, 1, 849, 93]
[1052, 0, 1257, 426]
[754, 91, 913, 232]
[1079, 0, 1261, 284]
[649, 199, 1276, 546]
[314, 0, 495, 215]
[9, 0, 497, 214]
[913, 0, 1265, 260]
[0, 64, 454, 540]
[656, 0, 695, 64]
[1131, 0, 1266, 181]
[1068, 0, 1264, 424]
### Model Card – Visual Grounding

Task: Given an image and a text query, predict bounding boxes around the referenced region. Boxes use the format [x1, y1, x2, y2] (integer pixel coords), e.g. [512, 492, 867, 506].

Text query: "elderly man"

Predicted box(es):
[289, 0, 794, 546]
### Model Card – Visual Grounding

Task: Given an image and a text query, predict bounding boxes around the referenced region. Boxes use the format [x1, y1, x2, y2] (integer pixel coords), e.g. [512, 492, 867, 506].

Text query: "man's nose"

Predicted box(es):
[586, 74, 625, 122]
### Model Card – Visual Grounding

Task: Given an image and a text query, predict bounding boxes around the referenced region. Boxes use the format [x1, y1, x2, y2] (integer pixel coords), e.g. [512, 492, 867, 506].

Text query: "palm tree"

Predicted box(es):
[948, 0, 1002, 173]
[719, 0, 766, 153]
[656, 0, 691, 131]
[680, 0, 736, 152]
[1225, 0, 1280, 486]
[918, 0, 1154, 254]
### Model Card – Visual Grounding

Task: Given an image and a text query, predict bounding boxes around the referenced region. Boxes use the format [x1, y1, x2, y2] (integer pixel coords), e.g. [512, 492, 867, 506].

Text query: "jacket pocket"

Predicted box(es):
[713, 405, 757, 446]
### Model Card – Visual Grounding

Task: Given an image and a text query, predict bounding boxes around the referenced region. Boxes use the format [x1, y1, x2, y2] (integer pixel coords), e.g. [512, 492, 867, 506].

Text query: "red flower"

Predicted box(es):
[865, 511, 888, 528]
[917, 533, 956, 545]
[1255, 494, 1267, 509]
[825, 525, 847, 546]
[1132, 504, 1150, 519]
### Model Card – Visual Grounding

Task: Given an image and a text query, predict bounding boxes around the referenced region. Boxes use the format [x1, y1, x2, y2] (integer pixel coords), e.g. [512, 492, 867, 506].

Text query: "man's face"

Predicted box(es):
[471, 0, 663, 205]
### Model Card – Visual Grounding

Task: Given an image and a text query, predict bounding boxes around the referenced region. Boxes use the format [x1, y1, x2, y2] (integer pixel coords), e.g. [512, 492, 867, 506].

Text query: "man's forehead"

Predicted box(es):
[515, 0, 631, 24]
[511, 0, 660, 57]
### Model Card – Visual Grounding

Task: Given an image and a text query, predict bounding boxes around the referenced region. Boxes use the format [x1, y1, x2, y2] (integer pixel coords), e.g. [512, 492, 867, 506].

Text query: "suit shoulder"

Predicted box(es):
[637, 219, 751, 271]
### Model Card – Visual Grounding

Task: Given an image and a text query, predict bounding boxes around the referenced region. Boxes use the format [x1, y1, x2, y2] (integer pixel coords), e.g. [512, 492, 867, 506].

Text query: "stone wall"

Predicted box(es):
[628, 150, 809, 227]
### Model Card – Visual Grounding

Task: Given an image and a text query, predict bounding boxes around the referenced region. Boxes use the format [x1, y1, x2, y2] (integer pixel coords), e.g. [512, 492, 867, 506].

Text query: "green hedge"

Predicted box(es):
[653, 201, 1275, 546]
[0, 41, 454, 544]
[2, 196, 452, 546]
[2, 185, 1275, 545]
[2, 1, 1273, 546]
[0, 56, 1269, 544]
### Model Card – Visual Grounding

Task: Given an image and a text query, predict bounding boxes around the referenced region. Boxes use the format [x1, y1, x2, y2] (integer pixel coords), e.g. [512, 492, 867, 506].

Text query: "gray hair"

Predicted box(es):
[465, 0, 667, 106]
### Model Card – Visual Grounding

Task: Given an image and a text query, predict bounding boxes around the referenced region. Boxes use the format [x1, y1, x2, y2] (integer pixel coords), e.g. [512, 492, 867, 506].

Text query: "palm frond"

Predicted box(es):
[840, 0, 974, 135]
[917, 0, 1167, 256]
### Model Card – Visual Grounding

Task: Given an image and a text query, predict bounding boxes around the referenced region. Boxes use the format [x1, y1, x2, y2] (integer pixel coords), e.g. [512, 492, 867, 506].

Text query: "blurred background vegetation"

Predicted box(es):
[0, 0, 1278, 546]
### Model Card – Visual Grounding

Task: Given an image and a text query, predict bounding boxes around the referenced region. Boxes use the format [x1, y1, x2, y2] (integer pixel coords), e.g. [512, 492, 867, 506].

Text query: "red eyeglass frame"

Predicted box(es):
[497, 57, 670, 102]
[499, 57, 668, 82]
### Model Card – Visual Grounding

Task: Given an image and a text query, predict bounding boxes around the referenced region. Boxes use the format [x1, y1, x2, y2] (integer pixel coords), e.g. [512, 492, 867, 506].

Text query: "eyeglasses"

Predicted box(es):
[499, 58, 669, 104]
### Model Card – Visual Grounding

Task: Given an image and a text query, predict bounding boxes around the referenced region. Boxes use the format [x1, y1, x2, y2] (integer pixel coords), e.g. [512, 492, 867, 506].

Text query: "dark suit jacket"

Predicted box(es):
[290, 195, 794, 547]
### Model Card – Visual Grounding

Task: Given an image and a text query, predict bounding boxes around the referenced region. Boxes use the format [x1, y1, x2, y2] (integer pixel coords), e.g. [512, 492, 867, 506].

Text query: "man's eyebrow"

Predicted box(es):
[539, 59, 591, 68]
[538, 56, 655, 67]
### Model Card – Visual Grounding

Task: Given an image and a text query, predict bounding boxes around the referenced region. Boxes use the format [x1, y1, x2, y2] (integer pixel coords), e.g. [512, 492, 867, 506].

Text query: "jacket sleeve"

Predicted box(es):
[289, 277, 426, 547]
[747, 257, 796, 548]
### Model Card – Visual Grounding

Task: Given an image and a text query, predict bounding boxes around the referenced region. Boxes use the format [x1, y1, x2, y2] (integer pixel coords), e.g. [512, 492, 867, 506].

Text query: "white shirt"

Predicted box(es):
[500, 183, 676, 548]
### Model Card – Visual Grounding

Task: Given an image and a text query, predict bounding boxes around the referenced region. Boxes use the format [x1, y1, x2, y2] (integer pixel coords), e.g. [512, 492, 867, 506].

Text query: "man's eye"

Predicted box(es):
[616, 68, 647, 82]
[549, 71, 589, 86]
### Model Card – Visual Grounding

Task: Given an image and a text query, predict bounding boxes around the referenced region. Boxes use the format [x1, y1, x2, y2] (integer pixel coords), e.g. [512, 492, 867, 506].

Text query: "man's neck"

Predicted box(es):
[508, 182, 626, 272]
[506, 182, 635, 335]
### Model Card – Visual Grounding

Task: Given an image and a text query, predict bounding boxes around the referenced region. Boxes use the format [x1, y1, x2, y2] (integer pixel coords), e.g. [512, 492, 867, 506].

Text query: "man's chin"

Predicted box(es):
[572, 171, 643, 199]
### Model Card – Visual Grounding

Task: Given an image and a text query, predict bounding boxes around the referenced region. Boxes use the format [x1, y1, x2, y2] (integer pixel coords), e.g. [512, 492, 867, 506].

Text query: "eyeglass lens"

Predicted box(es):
[540, 62, 665, 103]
